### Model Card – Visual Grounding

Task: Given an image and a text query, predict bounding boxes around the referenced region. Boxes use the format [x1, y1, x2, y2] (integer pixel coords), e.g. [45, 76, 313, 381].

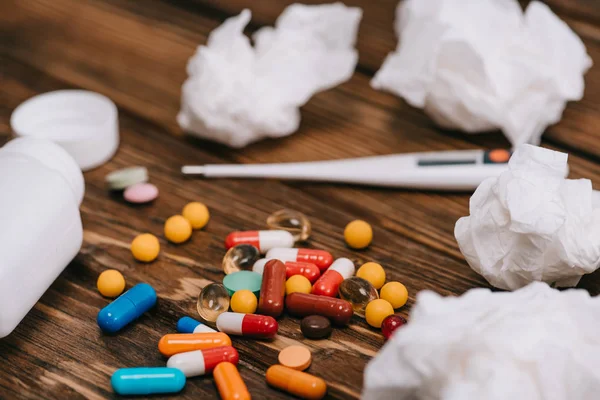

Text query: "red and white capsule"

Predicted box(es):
[216, 312, 278, 339]
[225, 230, 294, 253]
[253, 259, 321, 283]
[311, 258, 355, 297]
[166, 346, 239, 377]
[265, 248, 333, 272]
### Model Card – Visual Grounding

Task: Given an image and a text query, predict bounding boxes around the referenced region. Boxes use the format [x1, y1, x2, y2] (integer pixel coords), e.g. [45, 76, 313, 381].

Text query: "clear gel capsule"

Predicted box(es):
[222, 244, 260, 275]
[266, 209, 311, 241]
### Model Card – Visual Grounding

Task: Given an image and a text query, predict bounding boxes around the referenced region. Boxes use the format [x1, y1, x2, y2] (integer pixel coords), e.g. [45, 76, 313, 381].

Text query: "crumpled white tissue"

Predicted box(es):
[177, 3, 362, 148]
[371, 0, 592, 147]
[363, 282, 600, 400]
[455, 144, 600, 290]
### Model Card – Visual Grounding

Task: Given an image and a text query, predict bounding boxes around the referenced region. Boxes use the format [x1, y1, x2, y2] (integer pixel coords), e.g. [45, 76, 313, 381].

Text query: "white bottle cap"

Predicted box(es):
[2, 137, 85, 205]
[10, 90, 119, 171]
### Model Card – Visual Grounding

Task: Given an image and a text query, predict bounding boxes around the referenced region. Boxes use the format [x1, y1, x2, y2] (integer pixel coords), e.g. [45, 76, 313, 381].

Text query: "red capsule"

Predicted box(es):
[225, 230, 294, 253]
[311, 258, 355, 297]
[286, 293, 353, 326]
[266, 248, 333, 272]
[258, 260, 286, 317]
[216, 312, 278, 339]
[254, 259, 321, 284]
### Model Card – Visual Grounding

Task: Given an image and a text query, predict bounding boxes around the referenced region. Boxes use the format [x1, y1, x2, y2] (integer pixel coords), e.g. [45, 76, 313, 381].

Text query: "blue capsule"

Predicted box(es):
[111, 367, 185, 395]
[97, 283, 156, 333]
[176, 316, 216, 333]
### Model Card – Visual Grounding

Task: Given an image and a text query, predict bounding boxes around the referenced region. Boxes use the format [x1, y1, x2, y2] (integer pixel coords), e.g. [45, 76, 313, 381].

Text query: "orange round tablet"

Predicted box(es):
[278, 345, 312, 371]
[488, 149, 511, 163]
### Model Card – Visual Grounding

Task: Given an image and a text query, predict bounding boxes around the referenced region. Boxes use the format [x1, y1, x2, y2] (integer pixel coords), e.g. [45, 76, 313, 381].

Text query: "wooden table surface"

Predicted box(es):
[2, 0, 600, 399]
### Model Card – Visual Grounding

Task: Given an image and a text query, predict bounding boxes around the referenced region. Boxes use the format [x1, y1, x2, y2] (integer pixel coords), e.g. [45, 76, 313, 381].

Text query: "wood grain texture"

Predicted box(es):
[2, 0, 600, 399]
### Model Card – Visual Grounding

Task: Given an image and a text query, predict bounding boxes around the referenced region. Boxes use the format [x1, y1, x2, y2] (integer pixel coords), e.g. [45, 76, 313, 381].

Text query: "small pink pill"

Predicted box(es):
[123, 183, 159, 204]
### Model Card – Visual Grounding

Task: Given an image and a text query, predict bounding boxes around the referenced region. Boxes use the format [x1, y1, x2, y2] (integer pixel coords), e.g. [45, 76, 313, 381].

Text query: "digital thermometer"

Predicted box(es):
[182, 149, 513, 191]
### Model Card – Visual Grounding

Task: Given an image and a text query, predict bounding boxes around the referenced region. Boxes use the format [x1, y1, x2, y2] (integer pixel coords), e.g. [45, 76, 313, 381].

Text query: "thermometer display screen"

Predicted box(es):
[417, 158, 476, 166]
[417, 149, 511, 167]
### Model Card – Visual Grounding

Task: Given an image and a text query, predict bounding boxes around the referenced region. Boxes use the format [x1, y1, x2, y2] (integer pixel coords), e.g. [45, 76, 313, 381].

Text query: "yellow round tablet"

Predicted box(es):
[278, 345, 312, 371]
[365, 299, 394, 328]
[344, 220, 373, 249]
[131, 233, 160, 262]
[380, 281, 408, 309]
[230, 290, 257, 314]
[164, 215, 192, 244]
[356, 262, 386, 289]
[285, 275, 312, 295]
[182, 202, 210, 230]
[97, 270, 126, 298]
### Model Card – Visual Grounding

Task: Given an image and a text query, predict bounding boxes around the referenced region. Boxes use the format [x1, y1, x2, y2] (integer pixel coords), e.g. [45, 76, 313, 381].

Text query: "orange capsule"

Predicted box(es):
[158, 332, 231, 357]
[266, 365, 326, 400]
[214, 362, 251, 400]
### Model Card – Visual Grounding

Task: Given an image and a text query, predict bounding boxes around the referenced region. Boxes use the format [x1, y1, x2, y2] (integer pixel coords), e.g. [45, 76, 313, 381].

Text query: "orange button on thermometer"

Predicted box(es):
[158, 332, 231, 357]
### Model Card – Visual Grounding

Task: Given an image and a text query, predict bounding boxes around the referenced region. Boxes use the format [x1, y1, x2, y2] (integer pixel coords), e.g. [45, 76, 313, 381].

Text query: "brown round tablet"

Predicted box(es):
[301, 315, 332, 339]
[278, 345, 312, 371]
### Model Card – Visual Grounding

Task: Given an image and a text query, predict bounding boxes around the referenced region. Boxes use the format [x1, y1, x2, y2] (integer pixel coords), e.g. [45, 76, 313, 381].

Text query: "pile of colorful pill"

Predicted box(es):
[96, 208, 409, 398]
[106, 166, 159, 204]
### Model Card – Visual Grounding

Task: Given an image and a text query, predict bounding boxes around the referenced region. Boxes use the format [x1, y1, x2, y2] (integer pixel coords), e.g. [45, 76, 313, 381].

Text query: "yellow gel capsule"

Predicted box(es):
[131, 233, 160, 262]
[380, 281, 408, 309]
[285, 275, 312, 295]
[182, 202, 210, 230]
[344, 220, 372, 249]
[164, 215, 192, 244]
[365, 299, 394, 328]
[97, 270, 126, 298]
[230, 290, 257, 314]
[356, 262, 386, 290]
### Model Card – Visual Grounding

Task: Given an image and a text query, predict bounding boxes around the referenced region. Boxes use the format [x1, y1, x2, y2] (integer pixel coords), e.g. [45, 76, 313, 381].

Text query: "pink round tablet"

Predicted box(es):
[123, 183, 159, 204]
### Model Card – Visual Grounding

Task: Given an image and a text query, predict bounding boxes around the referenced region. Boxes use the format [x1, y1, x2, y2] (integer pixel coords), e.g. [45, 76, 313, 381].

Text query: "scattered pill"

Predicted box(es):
[380, 281, 408, 309]
[344, 220, 372, 249]
[158, 332, 232, 357]
[216, 312, 278, 339]
[300, 315, 332, 340]
[214, 362, 251, 400]
[167, 346, 239, 377]
[197, 283, 230, 323]
[164, 215, 192, 244]
[266, 365, 327, 400]
[131, 233, 160, 262]
[286, 293, 353, 326]
[278, 345, 312, 371]
[177, 316, 217, 333]
[356, 262, 386, 289]
[225, 230, 294, 253]
[182, 201, 210, 229]
[222, 271, 262, 297]
[338, 277, 379, 318]
[230, 290, 258, 314]
[97, 283, 157, 333]
[257, 260, 286, 317]
[97, 269, 126, 298]
[123, 182, 158, 204]
[266, 248, 333, 272]
[311, 258, 355, 297]
[381, 314, 407, 340]
[111, 367, 185, 395]
[105, 166, 148, 191]
[254, 259, 321, 283]
[365, 299, 394, 328]
[286, 275, 312, 295]
[266, 209, 312, 241]
[223, 244, 260, 275]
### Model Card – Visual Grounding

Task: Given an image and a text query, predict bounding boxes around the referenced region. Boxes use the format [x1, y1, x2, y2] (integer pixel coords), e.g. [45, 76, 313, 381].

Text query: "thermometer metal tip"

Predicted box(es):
[182, 165, 206, 175]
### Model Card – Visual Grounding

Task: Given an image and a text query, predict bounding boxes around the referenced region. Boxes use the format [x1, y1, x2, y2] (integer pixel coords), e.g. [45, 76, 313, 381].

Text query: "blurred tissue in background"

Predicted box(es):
[178, 3, 362, 148]
[372, 0, 592, 147]
[363, 282, 600, 400]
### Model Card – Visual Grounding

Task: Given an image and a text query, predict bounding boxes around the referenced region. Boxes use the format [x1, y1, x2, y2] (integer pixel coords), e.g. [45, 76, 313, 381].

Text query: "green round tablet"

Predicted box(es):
[223, 271, 262, 298]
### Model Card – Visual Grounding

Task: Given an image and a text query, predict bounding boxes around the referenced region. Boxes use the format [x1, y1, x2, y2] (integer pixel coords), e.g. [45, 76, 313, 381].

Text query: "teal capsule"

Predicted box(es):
[111, 367, 186, 395]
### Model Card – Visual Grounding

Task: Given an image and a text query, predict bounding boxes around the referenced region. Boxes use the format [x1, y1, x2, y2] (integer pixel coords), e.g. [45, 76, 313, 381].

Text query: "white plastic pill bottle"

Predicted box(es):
[0, 137, 84, 338]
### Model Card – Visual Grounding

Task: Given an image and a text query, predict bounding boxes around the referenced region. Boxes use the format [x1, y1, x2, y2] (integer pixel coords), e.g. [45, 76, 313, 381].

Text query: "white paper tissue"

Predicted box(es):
[363, 282, 600, 400]
[372, 0, 592, 147]
[177, 3, 362, 148]
[455, 144, 600, 290]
